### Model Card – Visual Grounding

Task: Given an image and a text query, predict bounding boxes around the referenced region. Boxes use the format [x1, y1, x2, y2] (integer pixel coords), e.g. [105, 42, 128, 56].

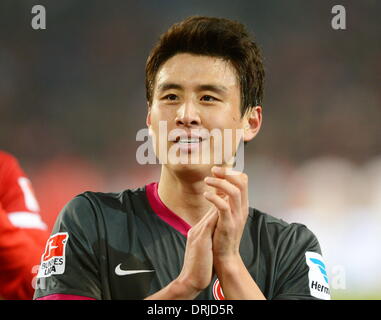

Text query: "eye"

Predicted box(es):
[163, 94, 178, 101]
[201, 95, 218, 102]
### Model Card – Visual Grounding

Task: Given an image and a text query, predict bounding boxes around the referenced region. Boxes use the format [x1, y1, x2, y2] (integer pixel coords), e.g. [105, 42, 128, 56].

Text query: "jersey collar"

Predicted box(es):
[145, 182, 191, 238]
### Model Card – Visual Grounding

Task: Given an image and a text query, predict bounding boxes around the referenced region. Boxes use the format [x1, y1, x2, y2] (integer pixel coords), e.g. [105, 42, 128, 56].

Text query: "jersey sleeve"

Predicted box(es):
[33, 195, 102, 300]
[0, 151, 31, 212]
[0, 151, 48, 251]
[0, 152, 50, 299]
[0, 204, 45, 299]
[272, 224, 331, 300]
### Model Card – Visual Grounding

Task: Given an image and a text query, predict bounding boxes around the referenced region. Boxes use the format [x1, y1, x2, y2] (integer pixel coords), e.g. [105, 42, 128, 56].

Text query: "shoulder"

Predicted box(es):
[0, 150, 17, 164]
[79, 186, 147, 213]
[247, 207, 319, 248]
[56, 186, 147, 224]
[0, 151, 23, 174]
[51, 186, 150, 247]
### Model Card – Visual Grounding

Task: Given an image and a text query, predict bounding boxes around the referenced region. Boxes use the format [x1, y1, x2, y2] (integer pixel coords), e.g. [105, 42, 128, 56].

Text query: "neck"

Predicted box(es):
[158, 165, 214, 226]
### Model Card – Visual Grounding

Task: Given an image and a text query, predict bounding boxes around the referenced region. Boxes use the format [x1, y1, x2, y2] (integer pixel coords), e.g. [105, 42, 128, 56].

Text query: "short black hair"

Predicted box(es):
[145, 15, 265, 116]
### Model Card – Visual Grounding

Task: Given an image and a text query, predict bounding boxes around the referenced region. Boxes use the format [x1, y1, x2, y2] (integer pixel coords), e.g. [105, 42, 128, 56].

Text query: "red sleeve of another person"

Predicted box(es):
[0, 151, 50, 300]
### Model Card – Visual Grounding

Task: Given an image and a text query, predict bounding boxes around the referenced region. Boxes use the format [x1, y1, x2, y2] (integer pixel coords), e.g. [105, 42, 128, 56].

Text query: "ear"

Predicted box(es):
[243, 106, 262, 142]
[146, 102, 151, 127]
[146, 103, 152, 136]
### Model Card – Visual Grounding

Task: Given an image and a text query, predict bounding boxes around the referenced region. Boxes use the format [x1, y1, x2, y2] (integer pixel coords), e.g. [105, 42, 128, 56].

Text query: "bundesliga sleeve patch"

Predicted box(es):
[37, 232, 69, 278]
[305, 251, 331, 300]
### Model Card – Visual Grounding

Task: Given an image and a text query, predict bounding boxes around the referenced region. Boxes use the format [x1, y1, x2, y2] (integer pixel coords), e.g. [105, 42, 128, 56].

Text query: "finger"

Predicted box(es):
[197, 204, 218, 225]
[211, 166, 248, 207]
[203, 191, 232, 224]
[204, 177, 241, 214]
[203, 208, 219, 234]
[190, 205, 218, 236]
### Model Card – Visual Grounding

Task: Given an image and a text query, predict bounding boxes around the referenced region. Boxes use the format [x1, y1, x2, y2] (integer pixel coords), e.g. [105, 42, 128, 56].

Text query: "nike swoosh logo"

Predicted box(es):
[115, 263, 155, 276]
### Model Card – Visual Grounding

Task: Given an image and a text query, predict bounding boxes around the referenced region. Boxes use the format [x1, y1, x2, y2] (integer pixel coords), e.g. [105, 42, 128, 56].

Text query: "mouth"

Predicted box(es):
[171, 133, 208, 154]
[175, 136, 203, 144]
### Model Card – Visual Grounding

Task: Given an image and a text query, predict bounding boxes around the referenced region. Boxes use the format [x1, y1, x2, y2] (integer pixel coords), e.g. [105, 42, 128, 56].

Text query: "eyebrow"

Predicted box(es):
[157, 83, 228, 95]
[157, 83, 182, 92]
[197, 84, 228, 95]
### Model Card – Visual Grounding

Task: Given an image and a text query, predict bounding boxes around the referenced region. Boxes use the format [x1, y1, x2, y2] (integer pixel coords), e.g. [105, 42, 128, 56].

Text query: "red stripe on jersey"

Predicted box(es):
[36, 293, 96, 300]
[145, 182, 191, 237]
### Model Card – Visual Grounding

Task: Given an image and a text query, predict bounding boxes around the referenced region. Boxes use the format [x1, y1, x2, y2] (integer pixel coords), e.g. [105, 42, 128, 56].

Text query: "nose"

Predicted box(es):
[175, 102, 201, 127]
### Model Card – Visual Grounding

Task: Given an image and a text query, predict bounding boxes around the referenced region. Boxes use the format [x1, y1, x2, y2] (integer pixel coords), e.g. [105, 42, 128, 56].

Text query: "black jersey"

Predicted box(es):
[34, 182, 330, 300]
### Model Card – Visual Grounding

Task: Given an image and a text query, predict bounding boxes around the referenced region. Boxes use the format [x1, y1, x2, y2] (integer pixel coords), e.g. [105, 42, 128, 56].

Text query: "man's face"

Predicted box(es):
[147, 53, 252, 174]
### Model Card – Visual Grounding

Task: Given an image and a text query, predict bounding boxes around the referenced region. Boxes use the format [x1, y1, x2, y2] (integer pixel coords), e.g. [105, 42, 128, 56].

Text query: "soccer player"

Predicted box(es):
[34, 16, 330, 300]
[0, 151, 49, 299]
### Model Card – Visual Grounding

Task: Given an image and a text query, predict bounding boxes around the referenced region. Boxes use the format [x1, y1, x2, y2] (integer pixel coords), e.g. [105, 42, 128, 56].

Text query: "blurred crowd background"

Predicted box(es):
[1, 0, 380, 299]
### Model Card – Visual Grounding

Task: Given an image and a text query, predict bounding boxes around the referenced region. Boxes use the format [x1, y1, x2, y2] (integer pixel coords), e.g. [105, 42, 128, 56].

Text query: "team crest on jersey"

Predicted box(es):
[305, 251, 331, 300]
[37, 232, 69, 278]
[212, 278, 225, 300]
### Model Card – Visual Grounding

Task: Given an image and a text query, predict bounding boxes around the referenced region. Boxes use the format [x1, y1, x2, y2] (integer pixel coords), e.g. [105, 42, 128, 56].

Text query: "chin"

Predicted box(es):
[166, 162, 214, 180]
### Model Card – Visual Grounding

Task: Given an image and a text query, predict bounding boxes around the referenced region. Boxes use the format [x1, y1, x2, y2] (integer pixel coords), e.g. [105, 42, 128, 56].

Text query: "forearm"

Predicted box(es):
[144, 277, 201, 300]
[214, 255, 266, 300]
